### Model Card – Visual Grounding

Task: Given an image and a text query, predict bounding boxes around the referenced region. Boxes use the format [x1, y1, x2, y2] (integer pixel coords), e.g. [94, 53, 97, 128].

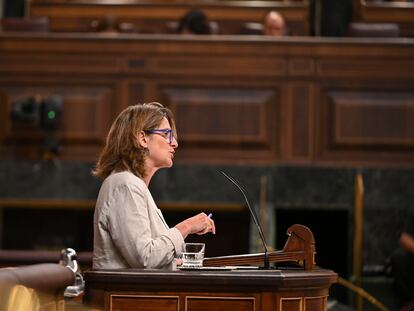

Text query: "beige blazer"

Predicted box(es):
[92, 171, 184, 270]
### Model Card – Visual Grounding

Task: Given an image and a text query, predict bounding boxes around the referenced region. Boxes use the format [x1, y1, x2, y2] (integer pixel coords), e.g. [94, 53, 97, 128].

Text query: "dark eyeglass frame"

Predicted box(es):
[144, 129, 174, 144]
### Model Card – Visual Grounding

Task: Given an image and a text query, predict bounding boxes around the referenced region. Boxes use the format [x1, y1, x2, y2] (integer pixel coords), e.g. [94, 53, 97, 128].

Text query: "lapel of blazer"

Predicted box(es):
[155, 207, 170, 230]
[147, 189, 170, 230]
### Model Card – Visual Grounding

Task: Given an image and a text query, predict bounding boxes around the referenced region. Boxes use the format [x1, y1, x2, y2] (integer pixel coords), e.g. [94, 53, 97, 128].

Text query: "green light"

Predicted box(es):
[48, 110, 56, 119]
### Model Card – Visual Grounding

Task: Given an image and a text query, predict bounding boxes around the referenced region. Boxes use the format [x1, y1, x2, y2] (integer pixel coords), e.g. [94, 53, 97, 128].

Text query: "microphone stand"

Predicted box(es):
[220, 171, 270, 269]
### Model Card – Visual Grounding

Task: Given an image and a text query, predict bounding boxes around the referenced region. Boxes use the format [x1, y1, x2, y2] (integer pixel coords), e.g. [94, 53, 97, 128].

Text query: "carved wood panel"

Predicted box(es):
[185, 296, 256, 311]
[304, 296, 326, 311]
[331, 91, 414, 148]
[160, 86, 281, 163]
[317, 86, 414, 164]
[286, 83, 314, 162]
[280, 297, 302, 311]
[110, 294, 179, 311]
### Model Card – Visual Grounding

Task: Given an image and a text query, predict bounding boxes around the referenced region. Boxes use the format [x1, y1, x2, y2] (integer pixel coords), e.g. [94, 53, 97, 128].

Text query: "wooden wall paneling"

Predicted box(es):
[275, 289, 329, 311]
[316, 85, 414, 165]
[185, 295, 256, 311]
[148, 50, 287, 164]
[279, 297, 302, 311]
[127, 80, 146, 108]
[0, 52, 121, 74]
[354, 0, 414, 37]
[288, 58, 315, 78]
[0, 80, 117, 160]
[110, 294, 180, 311]
[116, 80, 130, 115]
[105, 291, 261, 311]
[286, 82, 314, 163]
[317, 58, 414, 79]
[150, 55, 287, 77]
[1, 34, 414, 166]
[285, 57, 316, 163]
[313, 41, 414, 165]
[260, 292, 275, 311]
[304, 296, 326, 311]
[160, 84, 281, 164]
[144, 80, 162, 105]
[331, 91, 414, 148]
[59, 85, 113, 142]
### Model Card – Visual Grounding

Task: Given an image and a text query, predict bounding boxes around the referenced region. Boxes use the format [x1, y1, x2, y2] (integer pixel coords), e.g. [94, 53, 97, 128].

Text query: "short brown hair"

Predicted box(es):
[92, 102, 176, 180]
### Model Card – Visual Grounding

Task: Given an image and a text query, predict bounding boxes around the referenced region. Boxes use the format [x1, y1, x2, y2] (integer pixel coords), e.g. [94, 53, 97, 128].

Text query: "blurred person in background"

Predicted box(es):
[177, 9, 212, 34]
[263, 11, 287, 37]
[390, 209, 414, 311]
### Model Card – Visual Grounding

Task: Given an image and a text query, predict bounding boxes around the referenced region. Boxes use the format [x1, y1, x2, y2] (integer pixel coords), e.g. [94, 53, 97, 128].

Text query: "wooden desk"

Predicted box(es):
[84, 268, 337, 311]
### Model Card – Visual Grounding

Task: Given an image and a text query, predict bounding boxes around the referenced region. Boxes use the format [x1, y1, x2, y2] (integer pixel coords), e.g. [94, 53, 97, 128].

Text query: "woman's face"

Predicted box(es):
[145, 117, 178, 171]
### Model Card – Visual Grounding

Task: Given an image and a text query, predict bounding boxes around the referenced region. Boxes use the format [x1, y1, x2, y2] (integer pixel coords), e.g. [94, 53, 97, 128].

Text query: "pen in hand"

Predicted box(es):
[207, 213, 215, 234]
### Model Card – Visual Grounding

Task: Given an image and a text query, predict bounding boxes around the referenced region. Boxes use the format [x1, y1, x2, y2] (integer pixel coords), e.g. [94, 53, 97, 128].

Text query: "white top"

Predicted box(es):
[92, 171, 184, 270]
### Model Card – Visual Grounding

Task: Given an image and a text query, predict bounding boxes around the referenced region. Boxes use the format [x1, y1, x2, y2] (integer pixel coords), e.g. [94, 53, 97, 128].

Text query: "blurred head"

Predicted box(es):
[93, 102, 177, 180]
[263, 11, 287, 37]
[177, 9, 211, 34]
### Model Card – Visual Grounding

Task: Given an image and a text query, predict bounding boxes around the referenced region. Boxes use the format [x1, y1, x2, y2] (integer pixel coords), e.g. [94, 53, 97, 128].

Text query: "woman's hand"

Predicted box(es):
[175, 212, 216, 239]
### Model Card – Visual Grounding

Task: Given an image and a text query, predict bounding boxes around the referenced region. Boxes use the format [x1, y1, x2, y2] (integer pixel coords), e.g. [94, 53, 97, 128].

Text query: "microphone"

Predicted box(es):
[220, 171, 270, 269]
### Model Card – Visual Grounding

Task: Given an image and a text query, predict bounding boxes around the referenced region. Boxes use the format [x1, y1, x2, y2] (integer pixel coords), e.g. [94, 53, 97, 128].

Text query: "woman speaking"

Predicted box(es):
[92, 102, 215, 270]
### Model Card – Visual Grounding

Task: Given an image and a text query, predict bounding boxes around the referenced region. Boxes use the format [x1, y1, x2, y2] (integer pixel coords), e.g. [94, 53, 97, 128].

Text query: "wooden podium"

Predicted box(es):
[84, 225, 337, 310]
[84, 268, 337, 311]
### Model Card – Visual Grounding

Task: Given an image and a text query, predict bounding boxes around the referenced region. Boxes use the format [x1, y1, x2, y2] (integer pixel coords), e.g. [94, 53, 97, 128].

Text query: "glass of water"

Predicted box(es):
[182, 243, 205, 267]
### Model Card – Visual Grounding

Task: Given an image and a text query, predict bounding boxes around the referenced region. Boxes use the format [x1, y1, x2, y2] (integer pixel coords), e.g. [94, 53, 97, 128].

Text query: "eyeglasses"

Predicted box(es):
[144, 129, 174, 144]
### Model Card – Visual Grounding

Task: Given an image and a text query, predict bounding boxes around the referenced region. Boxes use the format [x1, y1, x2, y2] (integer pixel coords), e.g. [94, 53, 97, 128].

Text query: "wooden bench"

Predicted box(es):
[28, 0, 310, 35]
[354, 0, 414, 37]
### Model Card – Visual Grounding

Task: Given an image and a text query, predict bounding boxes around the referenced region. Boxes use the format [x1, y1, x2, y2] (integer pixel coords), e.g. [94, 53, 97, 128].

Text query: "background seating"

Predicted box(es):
[353, 0, 414, 37]
[0, 17, 49, 32]
[347, 22, 400, 37]
[239, 22, 263, 35]
[27, 0, 309, 35]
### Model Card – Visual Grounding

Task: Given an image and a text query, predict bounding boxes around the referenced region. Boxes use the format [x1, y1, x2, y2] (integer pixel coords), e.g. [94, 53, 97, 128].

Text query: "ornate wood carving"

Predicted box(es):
[203, 224, 316, 270]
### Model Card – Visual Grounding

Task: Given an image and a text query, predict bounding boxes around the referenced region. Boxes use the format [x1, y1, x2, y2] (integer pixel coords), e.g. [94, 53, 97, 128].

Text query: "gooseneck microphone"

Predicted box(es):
[220, 171, 270, 269]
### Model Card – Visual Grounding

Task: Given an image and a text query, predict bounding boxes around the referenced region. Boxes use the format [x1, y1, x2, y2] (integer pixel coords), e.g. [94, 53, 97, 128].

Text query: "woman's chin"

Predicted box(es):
[153, 162, 173, 172]
[164, 159, 174, 168]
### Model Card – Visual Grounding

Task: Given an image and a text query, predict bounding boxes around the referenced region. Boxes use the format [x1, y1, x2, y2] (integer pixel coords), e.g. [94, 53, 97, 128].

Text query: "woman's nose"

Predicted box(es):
[171, 137, 178, 148]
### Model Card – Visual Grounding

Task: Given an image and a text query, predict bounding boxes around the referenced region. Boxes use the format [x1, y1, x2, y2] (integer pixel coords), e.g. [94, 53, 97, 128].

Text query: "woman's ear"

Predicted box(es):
[138, 130, 148, 148]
